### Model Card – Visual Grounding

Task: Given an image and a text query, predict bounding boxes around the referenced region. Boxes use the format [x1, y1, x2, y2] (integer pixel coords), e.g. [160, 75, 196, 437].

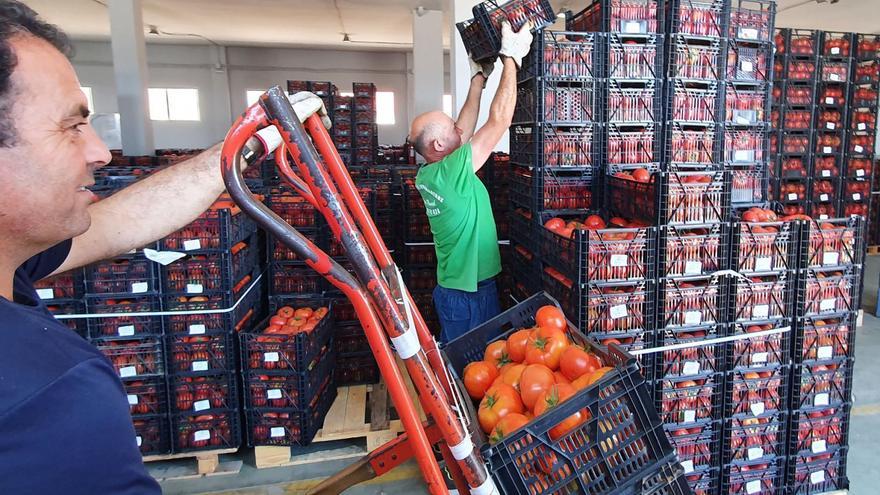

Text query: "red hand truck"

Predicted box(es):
[220, 86, 496, 495]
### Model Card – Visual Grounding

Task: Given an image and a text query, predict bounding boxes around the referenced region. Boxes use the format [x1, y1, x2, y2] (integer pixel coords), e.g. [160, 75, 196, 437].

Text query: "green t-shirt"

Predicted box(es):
[415, 143, 502, 292]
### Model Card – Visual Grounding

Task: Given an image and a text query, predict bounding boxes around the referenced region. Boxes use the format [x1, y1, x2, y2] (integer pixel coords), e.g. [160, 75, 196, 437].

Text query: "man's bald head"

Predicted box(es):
[409, 110, 462, 163]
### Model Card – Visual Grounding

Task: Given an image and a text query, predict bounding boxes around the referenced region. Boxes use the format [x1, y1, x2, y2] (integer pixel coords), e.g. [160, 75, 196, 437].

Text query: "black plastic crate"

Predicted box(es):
[664, 421, 721, 482]
[86, 255, 160, 296]
[664, 122, 721, 169]
[567, 0, 663, 34]
[777, 155, 809, 180]
[46, 300, 87, 338]
[679, 466, 719, 495]
[242, 349, 336, 410]
[509, 208, 538, 251]
[847, 132, 875, 157]
[588, 329, 655, 376]
[731, 165, 770, 205]
[456, 0, 555, 62]
[794, 313, 856, 365]
[841, 178, 871, 204]
[521, 30, 598, 83]
[514, 79, 598, 125]
[730, 219, 798, 274]
[658, 223, 728, 277]
[172, 408, 241, 453]
[603, 123, 663, 168]
[814, 154, 843, 179]
[811, 177, 842, 205]
[606, 33, 664, 80]
[727, 42, 773, 83]
[817, 83, 849, 109]
[783, 56, 820, 83]
[133, 415, 171, 456]
[334, 322, 371, 356]
[667, 35, 725, 81]
[240, 301, 334, 373]
[510, 241, 542, 293]
[856, 33, 880, 60]
[779, 107, 815, 132]
[722, 412, 787, 466]
[779, 81, 818, 107]
[787, 404, 850, 458]
[817, 108, 846, 133]
[853, 60, 880, 87]
[604, 79, 662, 123]
[773, 177, 809, 205]
[125, 377, 169, 417]
[726, 321, 790, 372]
[720, 457, 786, 495]
[509, 165, 594, 213]
[169, 373, 237, 415]
[666, 0, 727, 39]
[654, 372, 724, 427]
[245, 380, 336, 447]
[728, 0, 775, 42]
[798, 216, 864, 269]
[86, 295, 163, 339]
[723, 126, 771, 166]
[33, 268, 84, 301]
[843, 156, 873, 179]
[775, 28, 820, 58]
[162, 237, 258, 296]
[790, 359, 854, 412]
[786, 447, 849, 494]
[667, 80, 723, 124]
[538, 213, 656, 283]
[724, 83, 770, 125]
[655, 325, 726, 380]
[727, 272, 794, 323]
[821, 31, 855, 58]
[166, 330, 235, 375]
[819, 58, 851, 84]
[269, 262, 327, 296]
[509, 123, 596, 169]
[723, 366, 789, 419]
[442, 291, 678, 495]
[809, 202, 841, 221]
[160, 207, 257, 252]
[657, 275, 725, 329]
[336, 353, 381, 385]
[163, 278, 262, 335]
[94, 337, 165, 381]
[606, 168, 730, 225]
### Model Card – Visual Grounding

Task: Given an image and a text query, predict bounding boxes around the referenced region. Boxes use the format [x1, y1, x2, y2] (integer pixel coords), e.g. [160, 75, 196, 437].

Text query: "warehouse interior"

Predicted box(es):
[10, 0, 880, 494]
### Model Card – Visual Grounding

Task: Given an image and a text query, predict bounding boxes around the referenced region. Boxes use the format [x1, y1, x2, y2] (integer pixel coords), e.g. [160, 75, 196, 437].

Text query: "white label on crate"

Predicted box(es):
[735, 150, 754, 162]
[753, 304, 770, 319]
[682, 361, 701, 376]
[811, 470, 826, 484]
[683, 410, 697, 423]
[750, 402, 766, 416]
[117, 325, 135, 337]
[684, 311, 702, 325]
[823, 252, 840, 265]
[193, 400, 211, 412]
[820, 194, 830, 202]
[855, 145, 865, 153]
[267, 389, 282, 400]
[823, 146, 833, 154]
[854, 193, 862, 201]
[624, 21, 643, 34]
[270, 427, 286, 438]
[192, 360, 209, 372]
[186, 283, 204, 294]
[748, 447, 765, 461]
[755, 257, 773, 272]
[736, 115, 752, 125]
[36, 288, 54, 300]
[826, 122, 836, 130]
[183, 239, 201, 251]
[831, 47, 841, 55]
[131, 282, 149, 294]
[610, 304, 628, 319]
[815, 392, 830, 406]
[685, 261, 703, 275]
[857, 169, 865, 177]
[826, 97, 836, 105]
[820, 299, 836, 312]
[830, 73, 841, 81]
[822, 170, 832, 178]
[681, 460, 695, 474]
[188, 324, 206, 335]
[858, 123, 867, 131]
[194, 430, 211, 442]
[740, 28, 759, 40]
[127, 394, 138, 406]
[788, 193, 799, 201]
[818, 345, 834, 359]
[820, 214, 830, 220]
[747, 480, 762, 495]
[119, 366, 137, 378]
[264, 352, 280, 363]
[136, 436, 142, 447]
[610, 254, 628, 267]
[752, 352, 769, 365]
[742, 61, 754, 73]
[812, 440, 827, 454]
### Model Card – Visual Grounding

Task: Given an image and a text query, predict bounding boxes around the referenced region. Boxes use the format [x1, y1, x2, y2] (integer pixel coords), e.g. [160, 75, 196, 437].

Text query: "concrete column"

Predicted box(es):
[108, 0, 154, 155]
[209, 45, 233, 140]
[412, 8, 445, 117]
[449, 0, 507, 152]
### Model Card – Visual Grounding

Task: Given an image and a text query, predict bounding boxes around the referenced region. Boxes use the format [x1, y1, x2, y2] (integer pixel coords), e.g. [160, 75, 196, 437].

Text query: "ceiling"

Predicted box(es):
[20, 0, 880, 51]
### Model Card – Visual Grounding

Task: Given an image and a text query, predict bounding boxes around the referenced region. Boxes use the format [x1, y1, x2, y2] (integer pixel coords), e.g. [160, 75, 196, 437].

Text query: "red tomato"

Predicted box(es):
[463, 361, 499, 400]
[559, 345, 603, 381]
[525, 327, 569, 370]
[584, 215, 607, 230]
[495, 363, 526, 392]
[533, 383, 590, 440]
[544, 217, 565, 232]
[571, 366, 614, 390]
[478, 383, 524, 433]
[276, 306, 295, 318]
[535, 305, 566, 331]
[632, 168, 651, 183]
[489, 412, 529, 444]
[506, 328, 532, 363]
[484, 340, 511, 368]
[553, 371, 570, 385]
[519, 364, 556, 410]
[269, 315, 288, 327]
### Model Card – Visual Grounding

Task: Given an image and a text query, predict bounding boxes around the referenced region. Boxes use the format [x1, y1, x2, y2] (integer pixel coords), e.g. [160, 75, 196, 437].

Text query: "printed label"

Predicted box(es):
[858, 123, 867, 130]
[830, 73, 840, 81]
[610, 254, 628, 267]
[264, 352, 280, 363]
[853, 193, 862, 201]
[193, 430, 210, 442]
[684, 311, 702, 325]
[610, 304, 628, 320]
[189, 324, 206, 335]
[624, 21, 643, 34]
[741, 60, 754, 72]
[131, 282, 149, 294]
[855, 145, 864, 153]
[826, 122, 836, 130]
[735, 150, 754, 162]
[682, 361, 701, 376]
[127, 394, 138, 405]
[823, 252, 840, 266]
[120, 366, 137, 378]
[857, 169, 866, 177]
[753, 305, 770, 319]
[194, 400, 210, 412]
[748, 447, 764, 461]
[746, 480, 762, 494]
[817, 346, 834, 359]
[186, 283, 204, 294]
[683, 410, 696, 423]
[192, 360, 209, 372]
[820, 214, 829, 220]
[118, 325, 135, 337]
[755, 257, 772, 272]
[811, 471, 825, 484]
[820, 299, 836, 312]
[36, 288, 54, 300]
[831, 47, 840, 54]
[267, 389, 282, 400]
[823, 146, 833, 153]
[825, 97, 835, 104]
[812, 440, 827, 454]
[685, 261, 703, 275]
[270, 427, 286, 438]
[815, 392, 830, 406]
[822, 170, 831, 177]
[136, 436, 142, 447]
[752, 352, 768, 364]
[183, 239, 202, 251]
[740, 28, 758, 40]
[681, 460, 694, 473]
[788, 193, 798, 200]
[820, 194, 829, 201]
[750, 402, 765, 416]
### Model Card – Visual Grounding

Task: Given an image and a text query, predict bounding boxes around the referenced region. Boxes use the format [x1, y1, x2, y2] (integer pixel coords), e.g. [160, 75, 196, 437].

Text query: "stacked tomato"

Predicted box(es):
[788, 60, 817, 81]
[246, 305, 330, 371]
[728, 369, 786, 417]
[729, 323, 786, 370]
[661, 278, 719, 328]
[814, 156, 839, 178]
[126, 380, 165, 416]
[857, 35, 880, 59]
[823, 35, 851, 56]
[663, 225, 723, 277]
[782, 134, 810, 154]
[172, 375, 232, 413]
[855, 60, 880, 83]
[657, 375, 719, 426]
[784, 109, 812, 130]
[789, 33, 817, 56]
[97, 338, 162, 378]
[33, 271, 80, 299]
[800, 316, 851, 363]
[785, 85, 814, 105]
[816, 133, 843, 153]
[821, 62, 849, 82]
[461, 305, 611, 443]
[176, 414, 234, 450]
[132, 417, 166, 455]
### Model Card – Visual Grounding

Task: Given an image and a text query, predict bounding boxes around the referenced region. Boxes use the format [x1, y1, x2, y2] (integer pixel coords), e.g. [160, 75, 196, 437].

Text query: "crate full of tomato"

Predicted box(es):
[443, 292, 687, 495]
[240, 302, 334, 373]
[456, 0, 556, 62]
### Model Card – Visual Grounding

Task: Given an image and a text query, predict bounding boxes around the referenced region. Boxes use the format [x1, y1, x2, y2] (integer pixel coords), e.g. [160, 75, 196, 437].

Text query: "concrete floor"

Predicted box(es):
[158, 258, 880, 495]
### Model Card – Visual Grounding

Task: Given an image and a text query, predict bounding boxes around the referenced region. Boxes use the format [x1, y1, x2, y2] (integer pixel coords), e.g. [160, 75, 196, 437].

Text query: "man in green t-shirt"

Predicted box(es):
[408, 21, 533, 342]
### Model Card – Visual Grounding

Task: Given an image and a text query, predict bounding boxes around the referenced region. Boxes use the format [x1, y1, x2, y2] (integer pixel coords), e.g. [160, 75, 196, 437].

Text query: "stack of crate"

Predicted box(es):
[396, 174, 439, 336]
[332, 94, 354, 168]
[353, 83, 379, 171]
[34, 268, 87, 339]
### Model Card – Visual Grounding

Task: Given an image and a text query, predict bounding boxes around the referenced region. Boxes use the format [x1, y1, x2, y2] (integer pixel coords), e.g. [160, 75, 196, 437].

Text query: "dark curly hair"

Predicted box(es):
[0, 1, 72, 147]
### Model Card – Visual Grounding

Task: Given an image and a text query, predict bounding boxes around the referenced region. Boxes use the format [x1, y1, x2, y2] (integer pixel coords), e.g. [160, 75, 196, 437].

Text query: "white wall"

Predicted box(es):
[71, 40, 450, 149]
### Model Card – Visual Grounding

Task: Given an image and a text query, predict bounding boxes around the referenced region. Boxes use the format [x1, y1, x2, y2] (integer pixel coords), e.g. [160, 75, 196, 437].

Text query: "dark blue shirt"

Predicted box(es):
[0, 241, 161, 494]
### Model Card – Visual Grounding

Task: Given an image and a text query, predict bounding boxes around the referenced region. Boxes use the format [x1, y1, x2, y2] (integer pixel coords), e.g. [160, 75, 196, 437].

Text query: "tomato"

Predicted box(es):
[544, 217, 565, 232]
[533, 383, 589, 440]
[571, 366, 614, 390]
[535, 305, 566, 331]
[632, 168, 651, 183]
[525, 327, 569, 370]
[463, 361, 499, 400]
[495, 363, 526, 391]
[553, 371, 570, 385]
[584, 215, 606, 230]
[478, 383, 524, 433]
[293, 308, 313, 319]
[489, 413, 529, 444]
[276, 306, 295, 319]
[269, 315, 288, 327]
[519, 364, 556, 409]
[559, 345, 603, 381]
[506, 328, 532, 363]
[484, 340, 511, 368]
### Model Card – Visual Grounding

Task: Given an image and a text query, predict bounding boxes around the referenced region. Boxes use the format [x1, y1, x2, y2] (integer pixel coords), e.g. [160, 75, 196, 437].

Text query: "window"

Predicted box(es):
[246, 90, 264, 107]
[148, 88, 200, 121]
[376, 91, 395, 125]
[442, 94, 453, 117]
[80, 86, 94, 113]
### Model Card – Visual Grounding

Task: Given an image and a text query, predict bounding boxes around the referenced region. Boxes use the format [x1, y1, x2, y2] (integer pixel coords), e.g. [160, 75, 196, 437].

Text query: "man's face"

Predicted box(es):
[0, 35, 110, 251]
[442, 115, 463, 151]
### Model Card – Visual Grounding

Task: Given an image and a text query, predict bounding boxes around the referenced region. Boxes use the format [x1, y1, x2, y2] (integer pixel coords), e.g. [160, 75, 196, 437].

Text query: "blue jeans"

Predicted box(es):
[433, 278, 501, 344]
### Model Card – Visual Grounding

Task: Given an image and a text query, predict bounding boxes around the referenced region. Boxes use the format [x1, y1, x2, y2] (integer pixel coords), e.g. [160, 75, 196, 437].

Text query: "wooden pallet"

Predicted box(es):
[144, 447, 241, 481]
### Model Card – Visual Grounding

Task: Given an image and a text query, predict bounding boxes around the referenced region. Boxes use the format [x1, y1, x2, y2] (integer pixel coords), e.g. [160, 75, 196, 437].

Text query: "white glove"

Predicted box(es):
[253, 91, 332, 155]
[469, 56, 496, 82]
[498, 21, 533, 68]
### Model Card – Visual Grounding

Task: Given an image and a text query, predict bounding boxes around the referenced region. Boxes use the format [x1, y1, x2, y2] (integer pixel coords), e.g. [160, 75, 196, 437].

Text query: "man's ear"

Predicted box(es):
[432, 139, 443, 153]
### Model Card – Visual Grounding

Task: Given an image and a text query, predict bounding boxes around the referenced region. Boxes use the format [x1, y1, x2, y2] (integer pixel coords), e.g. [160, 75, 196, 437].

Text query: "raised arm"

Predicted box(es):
[456, 57, 496, 142]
